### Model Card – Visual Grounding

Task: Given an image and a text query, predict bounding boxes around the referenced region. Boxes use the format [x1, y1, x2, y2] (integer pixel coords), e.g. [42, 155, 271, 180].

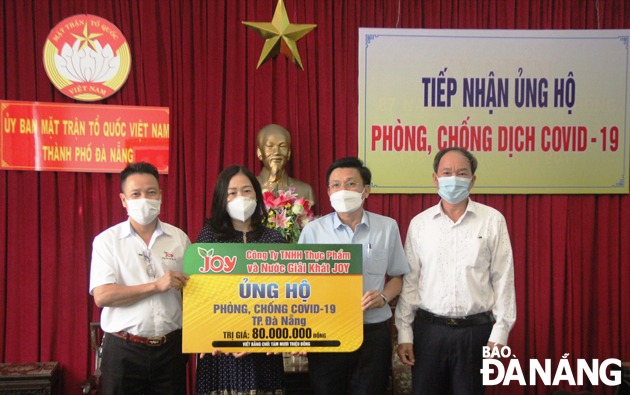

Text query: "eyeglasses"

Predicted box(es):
[328, 181, 361, 191]
[141, 251, 156, 279]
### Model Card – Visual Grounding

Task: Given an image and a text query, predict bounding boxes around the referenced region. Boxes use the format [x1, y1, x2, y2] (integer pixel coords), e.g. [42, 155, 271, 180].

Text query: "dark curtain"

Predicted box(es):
[1, 1, 629, 394]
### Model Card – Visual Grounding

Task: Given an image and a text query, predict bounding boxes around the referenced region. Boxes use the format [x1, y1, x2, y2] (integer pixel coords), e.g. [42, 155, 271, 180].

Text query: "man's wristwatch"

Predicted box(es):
[381, 293, 389, 306]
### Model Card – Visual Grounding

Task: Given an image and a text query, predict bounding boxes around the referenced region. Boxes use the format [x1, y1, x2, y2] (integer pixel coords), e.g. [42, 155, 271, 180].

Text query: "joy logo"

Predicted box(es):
[480, 347, 621, 386]
[198, 247, 237, 273]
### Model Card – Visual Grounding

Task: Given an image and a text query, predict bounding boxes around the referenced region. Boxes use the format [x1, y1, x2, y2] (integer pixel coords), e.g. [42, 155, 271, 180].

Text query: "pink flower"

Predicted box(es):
[295, 198, 315, 222]
[263, 191, 286, 209]
[269, 208, 291, 228]
[278, 188, 298, 201]
[263, 188, 298, 210]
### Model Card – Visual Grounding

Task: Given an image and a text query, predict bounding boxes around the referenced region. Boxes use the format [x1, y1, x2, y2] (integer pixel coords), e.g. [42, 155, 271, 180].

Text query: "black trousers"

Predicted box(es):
[101, 332, 188, 395]
[308, 321, 392, 395]
[411, 316, 493, 395]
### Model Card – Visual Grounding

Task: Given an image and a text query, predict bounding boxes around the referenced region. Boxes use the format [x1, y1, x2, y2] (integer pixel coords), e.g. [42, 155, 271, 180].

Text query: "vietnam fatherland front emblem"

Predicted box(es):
[43, 15, 131, 102]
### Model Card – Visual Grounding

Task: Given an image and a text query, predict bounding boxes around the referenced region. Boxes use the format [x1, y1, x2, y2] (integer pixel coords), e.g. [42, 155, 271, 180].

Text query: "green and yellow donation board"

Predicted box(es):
[183, 243, 363, 353]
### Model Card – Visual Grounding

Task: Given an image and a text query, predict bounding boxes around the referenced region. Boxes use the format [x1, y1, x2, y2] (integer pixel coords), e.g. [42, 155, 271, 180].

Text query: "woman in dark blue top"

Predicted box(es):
[196, 165, 285, 395]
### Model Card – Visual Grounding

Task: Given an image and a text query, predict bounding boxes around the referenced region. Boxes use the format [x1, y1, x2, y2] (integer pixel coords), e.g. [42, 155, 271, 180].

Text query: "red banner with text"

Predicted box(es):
[0, 101, 169, 173]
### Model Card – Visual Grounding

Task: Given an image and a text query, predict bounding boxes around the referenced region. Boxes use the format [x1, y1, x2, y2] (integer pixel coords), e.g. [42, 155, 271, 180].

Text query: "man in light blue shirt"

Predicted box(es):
[298, 157, 409, 395]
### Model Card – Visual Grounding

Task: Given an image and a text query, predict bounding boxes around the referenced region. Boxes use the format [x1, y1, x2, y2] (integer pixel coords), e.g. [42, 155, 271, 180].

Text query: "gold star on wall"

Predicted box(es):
[242, 0, 316, 69]
[71, 24, 103, 52]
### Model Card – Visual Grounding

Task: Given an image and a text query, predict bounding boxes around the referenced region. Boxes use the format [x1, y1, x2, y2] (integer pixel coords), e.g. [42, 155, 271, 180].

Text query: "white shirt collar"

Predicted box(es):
[431, 198, 478, 224]
[120, 218, 166, 239]
[332, 209, 370, 230]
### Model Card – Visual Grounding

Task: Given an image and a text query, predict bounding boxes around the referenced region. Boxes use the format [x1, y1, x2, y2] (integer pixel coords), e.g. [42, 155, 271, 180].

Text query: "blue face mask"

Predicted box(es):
[437, 176, 471, 204]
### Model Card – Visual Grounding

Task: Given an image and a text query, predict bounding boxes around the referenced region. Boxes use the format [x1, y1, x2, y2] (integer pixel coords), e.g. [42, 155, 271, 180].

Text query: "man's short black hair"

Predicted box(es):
[120, 162, 160, 192]
[325, 157, 372, 187]
[433, 147, 478, 175]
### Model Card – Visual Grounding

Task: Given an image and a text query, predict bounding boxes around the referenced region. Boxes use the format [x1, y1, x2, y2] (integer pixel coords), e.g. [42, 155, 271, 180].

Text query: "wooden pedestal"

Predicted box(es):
[0, 362, 60, 395]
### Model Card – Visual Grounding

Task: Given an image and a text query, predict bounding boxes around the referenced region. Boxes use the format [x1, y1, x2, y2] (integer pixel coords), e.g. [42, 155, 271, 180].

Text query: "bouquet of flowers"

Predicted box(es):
[263, 186, 315, 243]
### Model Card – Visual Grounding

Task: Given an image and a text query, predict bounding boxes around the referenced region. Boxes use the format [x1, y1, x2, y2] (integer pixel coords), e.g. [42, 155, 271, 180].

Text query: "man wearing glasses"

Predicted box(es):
[298, 157, 409, 395]
[89, 162, 191, 395]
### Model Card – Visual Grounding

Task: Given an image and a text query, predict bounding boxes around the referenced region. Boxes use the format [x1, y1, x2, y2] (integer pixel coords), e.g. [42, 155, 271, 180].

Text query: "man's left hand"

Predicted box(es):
[361, 290, 385, 311]
[485, 341, 506, 359]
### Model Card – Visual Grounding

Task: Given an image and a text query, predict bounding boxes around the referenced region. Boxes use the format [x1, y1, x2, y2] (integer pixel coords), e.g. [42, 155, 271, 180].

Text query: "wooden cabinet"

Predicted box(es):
[0, 362, 60, 395]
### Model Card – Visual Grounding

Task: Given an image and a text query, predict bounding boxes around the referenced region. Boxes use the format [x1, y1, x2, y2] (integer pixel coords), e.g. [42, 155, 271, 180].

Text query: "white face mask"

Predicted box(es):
[330, 189, 365, 214]
[227, 196, 257, 222]
[125, 198, 161, 225]
[437, 176, 472, 204]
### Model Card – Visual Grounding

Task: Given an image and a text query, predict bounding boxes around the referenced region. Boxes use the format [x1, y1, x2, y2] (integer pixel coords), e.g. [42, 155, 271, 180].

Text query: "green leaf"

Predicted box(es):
[198, 247, 208, 257]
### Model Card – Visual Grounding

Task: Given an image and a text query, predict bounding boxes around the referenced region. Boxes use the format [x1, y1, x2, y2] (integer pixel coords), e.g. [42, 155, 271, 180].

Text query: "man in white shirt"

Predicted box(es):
[395, 147, 516, 395]
[89, 162, 191, 395]
[299, 157, 409, 395]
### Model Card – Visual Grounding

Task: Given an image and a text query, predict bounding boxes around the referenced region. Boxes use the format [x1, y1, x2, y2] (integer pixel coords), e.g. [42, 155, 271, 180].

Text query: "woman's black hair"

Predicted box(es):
[205, 165, 268, 240]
